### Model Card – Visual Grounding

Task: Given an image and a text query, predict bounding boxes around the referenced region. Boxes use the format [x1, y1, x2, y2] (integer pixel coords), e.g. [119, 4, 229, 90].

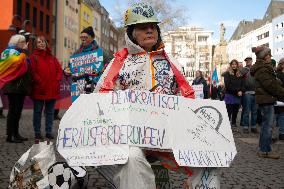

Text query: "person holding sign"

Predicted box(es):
[192, 70, 208, 99]
[93, 3, 218, 189]
[30, 36, 62, 140]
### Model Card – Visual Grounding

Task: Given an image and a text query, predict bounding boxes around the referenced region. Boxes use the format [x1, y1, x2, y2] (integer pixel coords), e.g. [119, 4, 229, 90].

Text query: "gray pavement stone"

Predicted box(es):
[0, 109, 283, 189]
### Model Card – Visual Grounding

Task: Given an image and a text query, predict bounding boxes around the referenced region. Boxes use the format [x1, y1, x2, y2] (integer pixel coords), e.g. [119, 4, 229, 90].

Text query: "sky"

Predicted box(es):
[100, 0, 273, 44]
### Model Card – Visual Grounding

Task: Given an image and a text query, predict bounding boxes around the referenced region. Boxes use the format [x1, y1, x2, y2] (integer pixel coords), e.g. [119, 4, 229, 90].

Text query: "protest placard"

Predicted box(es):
[69, 49, 104, 102]
[57, 90, 236, 167]
[192, 84, 204, 99]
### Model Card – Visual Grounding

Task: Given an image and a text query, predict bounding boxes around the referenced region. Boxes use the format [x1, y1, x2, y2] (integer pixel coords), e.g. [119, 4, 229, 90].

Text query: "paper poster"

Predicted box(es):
[57, 90, 236, 167]
[69, 49, 104, 102]
[192, 84, 204, 99]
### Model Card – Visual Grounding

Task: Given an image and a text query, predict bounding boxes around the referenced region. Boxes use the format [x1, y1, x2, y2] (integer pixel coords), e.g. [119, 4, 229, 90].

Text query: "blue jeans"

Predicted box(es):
[33, 99, 56, 135]
[277, 112, 284, 135]
[242, 94, 257, 129]
[259, 104, 274, 152]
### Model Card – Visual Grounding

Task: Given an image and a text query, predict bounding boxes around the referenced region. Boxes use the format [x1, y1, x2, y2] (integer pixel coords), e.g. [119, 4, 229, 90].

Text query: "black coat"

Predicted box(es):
[250, 60, 284, 104]
[223, 71, 244, 96]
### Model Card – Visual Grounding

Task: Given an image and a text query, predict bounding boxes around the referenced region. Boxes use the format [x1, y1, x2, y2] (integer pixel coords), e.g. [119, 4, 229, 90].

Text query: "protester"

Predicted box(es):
[251, 45, 284, 159]
[192, 70, 209, 99]
[0, 34, 31, 143]
[223, 59, 244, 127]
[30, 36, 62, 140]
[94, 3, 200, 188]
[217, 82, 225, 101]
[240, 57, 257, 133]
[275, 58, 284, 140]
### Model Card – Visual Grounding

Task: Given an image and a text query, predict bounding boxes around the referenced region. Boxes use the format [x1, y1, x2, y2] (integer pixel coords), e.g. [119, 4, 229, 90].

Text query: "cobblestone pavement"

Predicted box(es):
[0, 110, 283, 189]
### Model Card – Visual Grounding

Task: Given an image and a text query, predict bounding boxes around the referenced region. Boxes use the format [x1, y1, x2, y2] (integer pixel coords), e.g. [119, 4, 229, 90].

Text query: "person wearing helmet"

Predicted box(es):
[94, 3, 196, 189]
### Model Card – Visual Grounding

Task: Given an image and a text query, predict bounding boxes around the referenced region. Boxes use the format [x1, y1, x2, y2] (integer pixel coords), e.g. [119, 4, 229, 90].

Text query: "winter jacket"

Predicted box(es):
[240, 66, 255, 93]
[2, 47, 32, 95]
[94, 33, 194, 97]
[30, 48, 63, 100]
[192, 77, 208, 99]
[250, 59, 284, 104]
[222, 70, 244, 96]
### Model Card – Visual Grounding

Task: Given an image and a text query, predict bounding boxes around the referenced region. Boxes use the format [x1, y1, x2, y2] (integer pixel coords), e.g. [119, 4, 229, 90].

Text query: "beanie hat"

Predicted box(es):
[244, 57, 252, 61]
[81, 26, 95, 38]
[271, 59, 276, 67]
[251, 45, 271, 59]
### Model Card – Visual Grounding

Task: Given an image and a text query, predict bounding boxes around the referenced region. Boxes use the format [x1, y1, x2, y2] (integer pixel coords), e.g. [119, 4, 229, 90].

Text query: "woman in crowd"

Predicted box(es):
[223, 59, 244, 127]
[0, 34, 31, 143]
[192, 70, 209, 99]
[30, 36, 62, 140]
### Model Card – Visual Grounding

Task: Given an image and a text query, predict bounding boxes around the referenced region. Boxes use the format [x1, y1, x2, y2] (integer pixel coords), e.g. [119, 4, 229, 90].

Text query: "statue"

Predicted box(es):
[220, 23, 226, 45]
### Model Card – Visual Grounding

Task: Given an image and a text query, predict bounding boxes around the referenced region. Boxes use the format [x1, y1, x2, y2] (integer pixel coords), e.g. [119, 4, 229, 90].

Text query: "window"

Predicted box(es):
[40, 0, 44, 6]
[64, 37, 67, 47]
[93, 18, 97, 30]
[40, 11, 44, 31]
[25, 2, 30, 20]
[33, 7, 37, 27]
[17, 0, 22, 17]
[46, 15, 50, 33]
[46, 0, 50, 9]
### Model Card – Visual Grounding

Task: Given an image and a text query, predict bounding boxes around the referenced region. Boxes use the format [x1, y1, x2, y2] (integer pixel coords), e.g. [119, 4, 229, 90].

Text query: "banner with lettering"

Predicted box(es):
[57, 90, 236, 167]
[69, 49, 104, 102]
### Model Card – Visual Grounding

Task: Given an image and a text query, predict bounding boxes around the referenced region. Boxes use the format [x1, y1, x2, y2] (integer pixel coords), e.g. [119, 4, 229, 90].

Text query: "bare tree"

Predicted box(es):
[113, 0, 188, 32]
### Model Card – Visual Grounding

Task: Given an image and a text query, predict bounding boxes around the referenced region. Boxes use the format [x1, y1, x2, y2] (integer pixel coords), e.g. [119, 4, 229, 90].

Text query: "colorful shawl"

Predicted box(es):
[0, 47, 28, 89]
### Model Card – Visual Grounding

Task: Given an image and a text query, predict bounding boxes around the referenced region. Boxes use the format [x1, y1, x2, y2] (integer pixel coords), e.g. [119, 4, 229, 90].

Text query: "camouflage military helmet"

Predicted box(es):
[124, 3, 159, 27]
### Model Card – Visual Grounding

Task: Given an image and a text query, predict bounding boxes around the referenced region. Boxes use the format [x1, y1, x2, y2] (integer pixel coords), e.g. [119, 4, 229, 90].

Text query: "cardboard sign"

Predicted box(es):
[69, 49, 104, 102]
[57, 90, 236, 167]
[192, 84, 204, 99]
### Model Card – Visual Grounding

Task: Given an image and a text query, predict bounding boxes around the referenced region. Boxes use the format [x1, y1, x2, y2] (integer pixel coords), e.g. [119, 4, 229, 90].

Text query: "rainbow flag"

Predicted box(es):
[0, 48, 28, 89]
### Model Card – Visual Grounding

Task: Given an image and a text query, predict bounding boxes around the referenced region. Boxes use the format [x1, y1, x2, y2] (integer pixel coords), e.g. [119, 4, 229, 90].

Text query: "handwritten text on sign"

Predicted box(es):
[57, 90, 236, 167]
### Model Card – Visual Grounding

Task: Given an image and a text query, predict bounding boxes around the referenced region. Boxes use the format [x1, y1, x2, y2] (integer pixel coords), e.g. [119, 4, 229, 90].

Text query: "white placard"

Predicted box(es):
[57, 89, 236, 167]
[192, 84, 204, 99]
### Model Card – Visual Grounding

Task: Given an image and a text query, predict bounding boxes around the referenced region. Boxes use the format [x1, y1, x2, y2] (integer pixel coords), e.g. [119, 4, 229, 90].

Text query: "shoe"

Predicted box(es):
[279, 134, 284, 141]
[54, 116, 61, 120]
[243, 128, 249, 134]
[6, 136, 23, 143]
[251, 128, 258, 133]
[46, 133, 55, 139]
[16, 134, 28, 141]
[35, 133, 44, 140]
[257, 151, 280, 159]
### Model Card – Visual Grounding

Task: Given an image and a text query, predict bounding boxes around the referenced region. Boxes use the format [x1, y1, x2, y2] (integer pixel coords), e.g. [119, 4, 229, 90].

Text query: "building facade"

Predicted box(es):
[56, 0, 80, 68]
[272, 14, 284, 62]
[0, 0, 54, 52]
[163, 27, 213, 83]
[80, 1, 93, 32]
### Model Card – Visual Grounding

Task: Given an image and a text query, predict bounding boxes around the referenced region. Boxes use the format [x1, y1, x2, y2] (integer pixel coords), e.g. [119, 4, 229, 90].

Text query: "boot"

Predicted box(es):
[257, 151, 280, 159]
[0, 108, 5, 118]
[6, 135, 23, 143]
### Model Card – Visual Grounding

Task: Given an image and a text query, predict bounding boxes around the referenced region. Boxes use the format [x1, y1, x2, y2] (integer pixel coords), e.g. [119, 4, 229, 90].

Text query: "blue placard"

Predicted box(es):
[69, 48, 104, 102]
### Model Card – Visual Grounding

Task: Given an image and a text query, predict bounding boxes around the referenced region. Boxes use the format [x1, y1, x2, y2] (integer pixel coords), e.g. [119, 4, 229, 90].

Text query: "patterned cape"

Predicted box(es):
[0, 47, 28, 89]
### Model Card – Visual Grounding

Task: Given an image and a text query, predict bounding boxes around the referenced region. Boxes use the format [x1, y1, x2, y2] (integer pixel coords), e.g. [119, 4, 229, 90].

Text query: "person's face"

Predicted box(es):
[238, 62, 243, 68]
[36, 38, 46, 50]
[17, 38, 27, 49]
[133, 23, 158, 52]
[245, 59, 252, 67]
[231, 61, 238, 69]
[264, 54, 272, 63]
[80, 33, 92, 46]
[195, 71, 201, 77]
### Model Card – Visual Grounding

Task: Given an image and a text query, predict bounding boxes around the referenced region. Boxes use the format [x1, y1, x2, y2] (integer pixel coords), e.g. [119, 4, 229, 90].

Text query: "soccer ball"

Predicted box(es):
[48, 162, 72, 189]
